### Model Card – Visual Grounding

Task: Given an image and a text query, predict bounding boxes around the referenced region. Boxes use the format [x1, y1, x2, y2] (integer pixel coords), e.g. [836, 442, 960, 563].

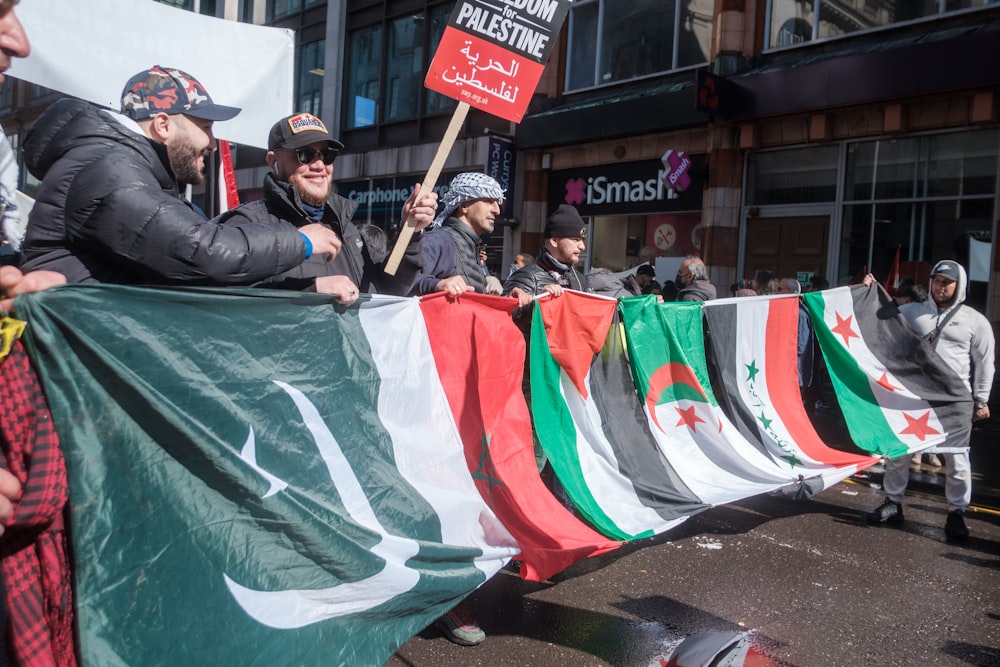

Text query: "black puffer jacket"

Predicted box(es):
[21, 98, 306, 284]
[502, 249, 588, 296]
[217, 174, 422, 295]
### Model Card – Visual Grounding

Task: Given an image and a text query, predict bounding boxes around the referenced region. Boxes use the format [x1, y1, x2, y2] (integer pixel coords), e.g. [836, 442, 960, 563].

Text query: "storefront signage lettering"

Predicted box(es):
[549, 157, 704, 216]
[565, 172, 679, 206]
[661, 149, 692, 192]
[486, 136, 516, 218]
[336, 173, 465, 225]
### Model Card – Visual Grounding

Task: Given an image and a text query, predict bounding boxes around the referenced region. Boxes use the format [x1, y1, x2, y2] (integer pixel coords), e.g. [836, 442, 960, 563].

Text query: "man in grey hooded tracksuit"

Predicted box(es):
[866, 259, 995, 540]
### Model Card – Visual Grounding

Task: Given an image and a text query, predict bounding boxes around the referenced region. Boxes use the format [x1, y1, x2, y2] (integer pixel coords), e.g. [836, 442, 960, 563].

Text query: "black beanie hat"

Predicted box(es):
[544, 205, 587, 239]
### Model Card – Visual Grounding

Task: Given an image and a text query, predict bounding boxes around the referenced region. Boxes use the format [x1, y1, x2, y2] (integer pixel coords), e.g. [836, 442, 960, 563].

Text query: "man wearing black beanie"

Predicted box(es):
[503, 204, 589, 305]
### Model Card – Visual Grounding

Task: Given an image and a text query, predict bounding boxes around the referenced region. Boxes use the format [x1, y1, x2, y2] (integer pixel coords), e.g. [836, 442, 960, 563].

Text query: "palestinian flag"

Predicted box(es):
[802, 284, 973, 458]
[619, 297, 795, 506]
[418, 292, 620, 580]
[703, 294, 877, 495]
[529, 292, 706, 541]
[19, 285, 522, 666]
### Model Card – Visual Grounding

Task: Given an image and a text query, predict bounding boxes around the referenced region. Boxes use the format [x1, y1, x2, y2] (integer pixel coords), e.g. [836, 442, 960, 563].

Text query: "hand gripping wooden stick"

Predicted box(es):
[384, 102, 470, 275]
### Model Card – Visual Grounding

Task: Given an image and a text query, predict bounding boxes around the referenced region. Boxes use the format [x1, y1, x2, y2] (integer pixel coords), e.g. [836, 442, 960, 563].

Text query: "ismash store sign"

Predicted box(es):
[548, 157, 705, 216]
[425, 0, 570, 123]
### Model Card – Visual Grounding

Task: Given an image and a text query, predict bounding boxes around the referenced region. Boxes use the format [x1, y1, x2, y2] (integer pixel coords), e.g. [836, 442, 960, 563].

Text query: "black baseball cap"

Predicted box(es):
[268, 113, 345, 151]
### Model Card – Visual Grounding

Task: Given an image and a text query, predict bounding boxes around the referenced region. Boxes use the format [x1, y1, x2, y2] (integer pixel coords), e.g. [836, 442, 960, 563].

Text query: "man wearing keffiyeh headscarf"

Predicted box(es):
[411, 172, 506, 297]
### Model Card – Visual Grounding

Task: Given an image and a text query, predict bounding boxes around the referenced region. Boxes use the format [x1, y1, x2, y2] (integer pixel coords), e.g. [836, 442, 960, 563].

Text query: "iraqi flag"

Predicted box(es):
[529, 292, 706, 541]
[418, 292, 620, 580]
[703, 294, 877, 495]
[18, 285, 523, 667]
[619, 297, 796, 506]
[801, 284, 973, 458]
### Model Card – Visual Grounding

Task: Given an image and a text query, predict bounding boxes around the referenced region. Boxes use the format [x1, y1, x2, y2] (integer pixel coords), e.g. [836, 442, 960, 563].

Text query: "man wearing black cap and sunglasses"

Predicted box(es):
[20, 66, 342, 285]
[217, 112, 438, 303]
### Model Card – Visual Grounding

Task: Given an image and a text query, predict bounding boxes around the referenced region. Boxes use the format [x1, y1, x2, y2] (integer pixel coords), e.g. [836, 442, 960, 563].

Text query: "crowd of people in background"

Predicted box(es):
[0, 0, 994, 661]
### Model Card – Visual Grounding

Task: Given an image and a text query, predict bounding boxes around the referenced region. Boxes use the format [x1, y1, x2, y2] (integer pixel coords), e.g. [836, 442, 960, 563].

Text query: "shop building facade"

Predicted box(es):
[3, 1, 997, 327]
[518, 1, 999, 322]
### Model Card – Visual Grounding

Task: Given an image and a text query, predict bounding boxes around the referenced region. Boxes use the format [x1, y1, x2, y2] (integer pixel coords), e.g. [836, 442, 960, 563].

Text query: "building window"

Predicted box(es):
[0, 81, 13, 112]
[765, 0, 994, 50]
[385, 16, 424, 122]
[345, 24, 381, 129]
[424, 3, 454, 115]
[747, 146, 839, 206]
[271, 0, 323, 20]
[344, 2, 457, 130]
[745, 130, 998, 309]
[155, 0, 193, 8]
[298, 40, 324, 115]
[238, 0, 255, 23]
[565, 0, 711, 92]
[840, 130, 998, 295]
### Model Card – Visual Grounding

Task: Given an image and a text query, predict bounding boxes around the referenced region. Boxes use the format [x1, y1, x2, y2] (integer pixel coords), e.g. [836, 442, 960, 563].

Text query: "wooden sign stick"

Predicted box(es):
[384, 101, 470, 275]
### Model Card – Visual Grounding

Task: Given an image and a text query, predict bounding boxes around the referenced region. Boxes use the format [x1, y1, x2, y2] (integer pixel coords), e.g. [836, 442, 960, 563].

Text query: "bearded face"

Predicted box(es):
[166, 115, 215, 187]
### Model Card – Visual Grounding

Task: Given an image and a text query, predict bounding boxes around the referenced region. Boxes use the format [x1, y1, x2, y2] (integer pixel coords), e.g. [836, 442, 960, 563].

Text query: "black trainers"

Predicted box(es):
[945, 511, 969, 541]
[866, 499, 903, 524]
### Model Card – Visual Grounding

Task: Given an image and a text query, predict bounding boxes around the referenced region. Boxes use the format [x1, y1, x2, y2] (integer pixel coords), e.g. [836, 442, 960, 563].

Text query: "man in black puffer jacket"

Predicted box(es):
[503, 204, 589, 306]
[20, 66, 341, 285]
[217, 113, 437, 304]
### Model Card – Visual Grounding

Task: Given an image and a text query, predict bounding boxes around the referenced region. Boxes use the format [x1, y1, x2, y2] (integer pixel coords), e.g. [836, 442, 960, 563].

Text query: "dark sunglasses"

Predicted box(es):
[282, 146, 339, 165]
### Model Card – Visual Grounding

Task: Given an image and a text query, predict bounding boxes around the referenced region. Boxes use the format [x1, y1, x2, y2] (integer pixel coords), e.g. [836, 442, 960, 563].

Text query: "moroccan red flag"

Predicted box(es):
[419, 292, 620, 581]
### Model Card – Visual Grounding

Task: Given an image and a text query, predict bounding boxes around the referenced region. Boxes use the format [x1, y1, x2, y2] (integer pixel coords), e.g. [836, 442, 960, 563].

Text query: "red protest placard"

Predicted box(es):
[425, 0, 570, 123]
[387, 1, 569, 274]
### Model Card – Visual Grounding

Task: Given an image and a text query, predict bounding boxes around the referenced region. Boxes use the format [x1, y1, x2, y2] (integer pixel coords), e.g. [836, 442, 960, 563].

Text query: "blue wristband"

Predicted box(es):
[299, 231, 313, 259]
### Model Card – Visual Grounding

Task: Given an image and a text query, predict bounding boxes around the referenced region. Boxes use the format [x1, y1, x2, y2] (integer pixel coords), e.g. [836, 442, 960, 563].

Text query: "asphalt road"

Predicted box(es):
[390, 418, 1000, 667]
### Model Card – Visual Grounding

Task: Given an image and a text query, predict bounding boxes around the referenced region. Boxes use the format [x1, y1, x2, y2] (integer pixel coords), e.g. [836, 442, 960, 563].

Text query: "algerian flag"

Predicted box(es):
[530, 292, 706, 541]
[703, 294, 877, 495]
[19, 285, 520, 666]
[417, 292, 620, 581]
[619, 297, 796, 506]
[802, 284, 973, 458]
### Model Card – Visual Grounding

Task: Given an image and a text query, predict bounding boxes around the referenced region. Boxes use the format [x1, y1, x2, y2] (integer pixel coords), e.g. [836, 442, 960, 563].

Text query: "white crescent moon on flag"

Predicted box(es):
[238, 426, 288, 499]
[223, 380, 421, 629]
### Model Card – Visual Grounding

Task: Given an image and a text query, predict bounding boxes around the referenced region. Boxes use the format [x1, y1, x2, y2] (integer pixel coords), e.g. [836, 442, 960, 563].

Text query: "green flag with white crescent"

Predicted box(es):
[18, 285, 518, 667]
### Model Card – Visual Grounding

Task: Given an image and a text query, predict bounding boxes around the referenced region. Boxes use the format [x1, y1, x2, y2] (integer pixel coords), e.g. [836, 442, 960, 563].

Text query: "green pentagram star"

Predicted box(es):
[471, 430, 505, 504]
[781, 454, 802, 467]
[745, 359, 760, 383]
[757, 411, 772, 430]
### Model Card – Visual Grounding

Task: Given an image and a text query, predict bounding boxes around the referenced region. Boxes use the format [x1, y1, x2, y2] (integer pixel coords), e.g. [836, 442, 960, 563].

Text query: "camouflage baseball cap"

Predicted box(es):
[120, 66, 241, 122]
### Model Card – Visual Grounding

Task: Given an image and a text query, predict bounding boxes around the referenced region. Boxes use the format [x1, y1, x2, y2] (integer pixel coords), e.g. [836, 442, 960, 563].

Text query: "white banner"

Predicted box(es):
[9, 0, 295, 149]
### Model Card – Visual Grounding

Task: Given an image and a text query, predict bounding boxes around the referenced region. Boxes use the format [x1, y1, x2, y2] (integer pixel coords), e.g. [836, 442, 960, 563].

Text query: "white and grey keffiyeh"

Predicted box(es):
[0, 131, 24, 250]
[432, 172, 505, 226]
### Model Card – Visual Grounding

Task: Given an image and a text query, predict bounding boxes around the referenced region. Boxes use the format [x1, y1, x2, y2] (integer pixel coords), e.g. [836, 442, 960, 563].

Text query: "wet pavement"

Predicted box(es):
[390, 416, 1000, 666]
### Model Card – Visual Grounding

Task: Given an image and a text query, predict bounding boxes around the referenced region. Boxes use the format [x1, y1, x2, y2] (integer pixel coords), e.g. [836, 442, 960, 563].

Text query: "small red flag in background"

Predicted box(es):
[218, 140, 240, 213]
[883, 245, 900, 296]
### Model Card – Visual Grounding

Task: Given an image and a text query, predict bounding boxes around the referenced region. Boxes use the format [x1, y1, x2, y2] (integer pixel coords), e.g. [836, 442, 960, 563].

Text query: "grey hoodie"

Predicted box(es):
[899, 260, 995, 403]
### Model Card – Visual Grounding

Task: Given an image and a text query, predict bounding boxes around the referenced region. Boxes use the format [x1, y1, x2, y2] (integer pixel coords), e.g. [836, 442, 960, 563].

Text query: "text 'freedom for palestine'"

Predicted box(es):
[454, 0, 559, 59]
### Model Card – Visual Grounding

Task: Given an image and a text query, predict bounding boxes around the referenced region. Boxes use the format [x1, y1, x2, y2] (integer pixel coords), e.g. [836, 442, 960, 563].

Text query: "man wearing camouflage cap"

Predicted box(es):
[20, 66, 340, 284]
